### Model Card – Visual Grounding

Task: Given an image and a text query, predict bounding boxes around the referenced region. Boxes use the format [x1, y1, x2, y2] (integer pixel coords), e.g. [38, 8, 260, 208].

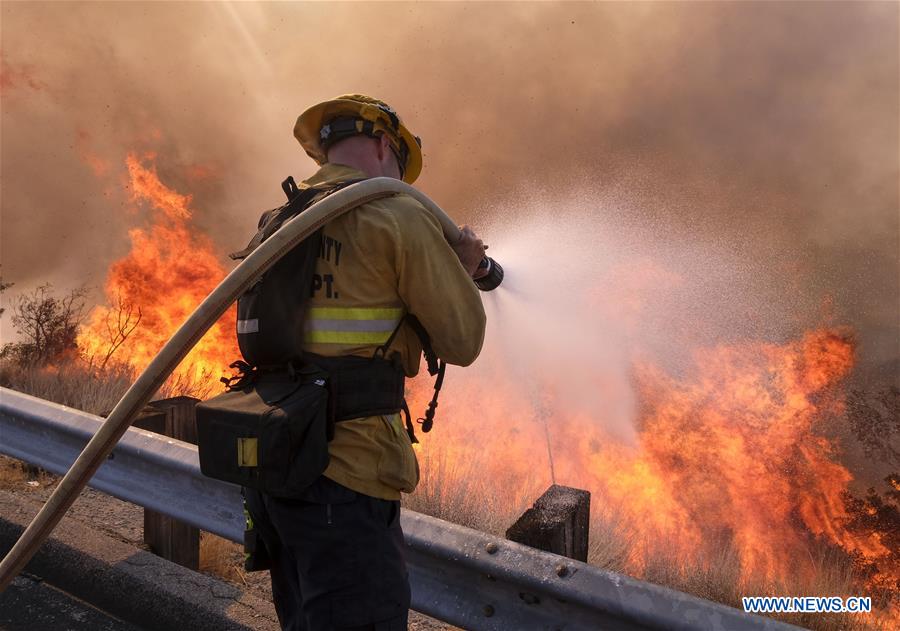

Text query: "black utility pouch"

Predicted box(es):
[196, 368, 330, 498]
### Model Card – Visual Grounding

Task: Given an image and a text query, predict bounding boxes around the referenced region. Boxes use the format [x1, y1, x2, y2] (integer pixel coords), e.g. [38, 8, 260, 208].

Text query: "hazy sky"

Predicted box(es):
[1, 1, 897, 380]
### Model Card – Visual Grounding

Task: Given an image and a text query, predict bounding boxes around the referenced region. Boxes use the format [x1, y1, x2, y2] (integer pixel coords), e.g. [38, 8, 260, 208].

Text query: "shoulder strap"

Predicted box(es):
[229, 185, 319, 261]
[229, 177, 366, 261]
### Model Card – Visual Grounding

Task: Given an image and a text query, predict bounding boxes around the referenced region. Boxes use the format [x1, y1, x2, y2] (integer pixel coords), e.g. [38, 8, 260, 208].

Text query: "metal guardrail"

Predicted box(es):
[0, 387, 800, 631]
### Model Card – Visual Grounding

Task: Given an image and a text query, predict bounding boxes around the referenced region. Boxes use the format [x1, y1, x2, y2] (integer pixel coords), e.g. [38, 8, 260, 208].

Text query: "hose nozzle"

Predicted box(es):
[474, 257, 504, 292]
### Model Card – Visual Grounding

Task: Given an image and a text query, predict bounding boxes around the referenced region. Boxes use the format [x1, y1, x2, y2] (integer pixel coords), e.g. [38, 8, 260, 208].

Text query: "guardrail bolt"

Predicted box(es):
[485, 541, 499, 554]
[483, 604, 495, 617]
[555, 563, 569, 577]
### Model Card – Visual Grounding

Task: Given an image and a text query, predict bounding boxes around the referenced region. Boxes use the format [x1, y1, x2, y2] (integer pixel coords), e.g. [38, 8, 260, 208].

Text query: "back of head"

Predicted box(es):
[294, 94, 423, 184]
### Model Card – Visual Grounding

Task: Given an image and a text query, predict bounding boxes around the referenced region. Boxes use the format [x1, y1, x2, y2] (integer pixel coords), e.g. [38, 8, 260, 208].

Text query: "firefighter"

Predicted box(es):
[243, 94, 488, 630]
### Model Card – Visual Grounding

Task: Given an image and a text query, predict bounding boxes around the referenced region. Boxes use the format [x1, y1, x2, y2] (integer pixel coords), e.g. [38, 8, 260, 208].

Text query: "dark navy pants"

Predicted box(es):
[243, 476, 410, 630]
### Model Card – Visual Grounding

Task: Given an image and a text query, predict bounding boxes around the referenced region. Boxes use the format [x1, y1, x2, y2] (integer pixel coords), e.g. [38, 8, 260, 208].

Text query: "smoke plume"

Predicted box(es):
[1, 2, 897, 382]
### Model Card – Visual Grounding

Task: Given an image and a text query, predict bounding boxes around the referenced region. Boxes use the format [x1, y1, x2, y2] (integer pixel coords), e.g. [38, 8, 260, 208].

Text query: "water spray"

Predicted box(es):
[0, 177, 504, 590]
[541, 412, 557, 485]
[531, 393, 556, 485]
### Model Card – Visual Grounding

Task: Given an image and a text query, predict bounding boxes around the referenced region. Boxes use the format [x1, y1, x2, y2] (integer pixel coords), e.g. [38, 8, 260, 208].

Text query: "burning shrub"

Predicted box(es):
[76, 154, 239, 387]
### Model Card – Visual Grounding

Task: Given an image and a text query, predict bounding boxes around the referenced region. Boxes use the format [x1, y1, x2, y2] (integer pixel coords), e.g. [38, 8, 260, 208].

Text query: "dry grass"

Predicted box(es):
[0, 455, 55, 492]
[759, 547, 894, 631]
[637, 532, 746, 606]
[199, 531, 246, 584]
[407, 458, 894, 630]
[2, 359, 894, 630]
[0, 455, 31, 489]
[586, 506, 634, 575]
[404, 447, 532, 535]
[156, 365, 218, 401]
[627, 534, 891, 631]
[0, 356, 218, 416]
[0, 357, 134, 416]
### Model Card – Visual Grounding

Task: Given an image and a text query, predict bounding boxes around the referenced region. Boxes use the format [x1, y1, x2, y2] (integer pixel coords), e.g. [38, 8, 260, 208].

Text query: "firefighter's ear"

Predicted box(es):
[375, 133, 391, 160]
[375, 134, 402, 180]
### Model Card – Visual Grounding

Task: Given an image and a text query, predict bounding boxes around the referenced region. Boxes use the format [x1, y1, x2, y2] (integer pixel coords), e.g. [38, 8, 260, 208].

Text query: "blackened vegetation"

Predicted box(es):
[0, 274, 13, 318]
[841, 474, 900, 604]
[839, 386, 900, 606]
[846, 386, 900, 466]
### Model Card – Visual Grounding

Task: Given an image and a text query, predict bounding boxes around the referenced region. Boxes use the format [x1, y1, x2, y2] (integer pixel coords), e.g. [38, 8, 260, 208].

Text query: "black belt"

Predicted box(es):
[304, 353, 405, 422]
[237, 353, 413, 441]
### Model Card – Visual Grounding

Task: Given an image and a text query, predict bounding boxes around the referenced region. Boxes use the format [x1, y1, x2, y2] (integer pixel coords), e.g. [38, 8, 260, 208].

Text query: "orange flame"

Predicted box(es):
[410, 326, 897, 616]
[75, 149, 896, 621]
[78, 153, 238, 385]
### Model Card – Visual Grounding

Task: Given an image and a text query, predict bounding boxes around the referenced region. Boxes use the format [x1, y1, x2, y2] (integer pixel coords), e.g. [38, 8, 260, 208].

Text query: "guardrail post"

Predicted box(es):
[506, 484, 591, 562]
[133, 396, 200, 570]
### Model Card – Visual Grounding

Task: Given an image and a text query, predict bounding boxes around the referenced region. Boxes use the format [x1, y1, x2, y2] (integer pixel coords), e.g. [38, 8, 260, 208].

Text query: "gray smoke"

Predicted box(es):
[1, 2, 897, 384]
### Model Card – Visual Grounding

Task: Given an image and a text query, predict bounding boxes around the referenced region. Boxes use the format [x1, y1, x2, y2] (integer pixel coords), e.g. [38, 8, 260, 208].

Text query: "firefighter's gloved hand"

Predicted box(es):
[452, 225, 489, 279]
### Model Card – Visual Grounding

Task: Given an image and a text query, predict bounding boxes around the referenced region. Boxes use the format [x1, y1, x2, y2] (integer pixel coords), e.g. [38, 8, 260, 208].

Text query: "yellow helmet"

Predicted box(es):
[294, 94, 423, 184]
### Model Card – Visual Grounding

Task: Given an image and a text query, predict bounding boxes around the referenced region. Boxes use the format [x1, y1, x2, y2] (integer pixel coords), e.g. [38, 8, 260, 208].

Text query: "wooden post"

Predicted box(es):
[133, 396, 200, 570]
[506, 484, 591, 562]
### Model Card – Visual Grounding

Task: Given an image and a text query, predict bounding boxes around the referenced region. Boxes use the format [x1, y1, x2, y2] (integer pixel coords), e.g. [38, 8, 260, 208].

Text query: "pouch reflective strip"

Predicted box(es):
[237, 319, 259, 334]
[304, 307, 402, 345]
[238, 437, 258, 467]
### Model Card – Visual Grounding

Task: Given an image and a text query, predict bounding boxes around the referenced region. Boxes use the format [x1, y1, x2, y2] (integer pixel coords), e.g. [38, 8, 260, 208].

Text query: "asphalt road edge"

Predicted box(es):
[0, 489, 279, 631]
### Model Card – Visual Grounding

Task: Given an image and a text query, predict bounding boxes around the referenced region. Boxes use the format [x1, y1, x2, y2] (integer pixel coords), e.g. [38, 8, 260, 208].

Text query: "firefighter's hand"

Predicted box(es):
[452, 225, 489, 279]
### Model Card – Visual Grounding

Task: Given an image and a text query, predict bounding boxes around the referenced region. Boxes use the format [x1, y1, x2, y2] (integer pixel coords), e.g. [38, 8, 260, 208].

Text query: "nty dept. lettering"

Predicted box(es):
[311, 234, 342, 299]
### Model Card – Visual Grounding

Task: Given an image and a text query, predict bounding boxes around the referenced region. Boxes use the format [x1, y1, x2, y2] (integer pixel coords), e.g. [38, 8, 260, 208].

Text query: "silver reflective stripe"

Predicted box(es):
[303, 306, 404, 345]
[305, 319, 400, 333]
[237, 319, 259, 334]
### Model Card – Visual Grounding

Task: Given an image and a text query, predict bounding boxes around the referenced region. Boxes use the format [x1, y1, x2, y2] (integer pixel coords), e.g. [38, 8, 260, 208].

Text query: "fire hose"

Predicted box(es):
[0, 177, 503, 590]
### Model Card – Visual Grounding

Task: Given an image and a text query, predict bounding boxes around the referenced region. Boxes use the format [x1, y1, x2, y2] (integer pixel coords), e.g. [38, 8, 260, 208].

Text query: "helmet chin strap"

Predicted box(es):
[385, 141, 405, 180]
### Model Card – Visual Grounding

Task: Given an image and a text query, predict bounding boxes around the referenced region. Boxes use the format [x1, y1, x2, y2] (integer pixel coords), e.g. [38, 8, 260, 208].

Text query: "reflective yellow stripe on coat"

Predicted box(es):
[304, 306, 404, 345]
